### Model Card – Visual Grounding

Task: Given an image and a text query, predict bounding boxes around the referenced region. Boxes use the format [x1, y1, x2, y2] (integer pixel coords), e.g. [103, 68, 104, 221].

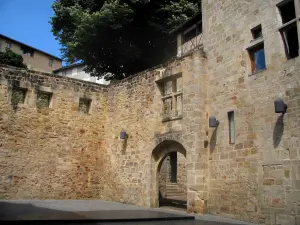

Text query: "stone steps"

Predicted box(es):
[165, 183, 186, 200]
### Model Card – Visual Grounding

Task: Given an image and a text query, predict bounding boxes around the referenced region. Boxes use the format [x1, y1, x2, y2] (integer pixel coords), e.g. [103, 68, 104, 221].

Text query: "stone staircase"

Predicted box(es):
[165, 183, 186, 201]
[159, 183, 187, 209]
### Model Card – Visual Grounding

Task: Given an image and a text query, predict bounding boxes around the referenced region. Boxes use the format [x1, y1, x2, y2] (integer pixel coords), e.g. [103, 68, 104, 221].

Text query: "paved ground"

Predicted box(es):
[0, 200, 257, 225]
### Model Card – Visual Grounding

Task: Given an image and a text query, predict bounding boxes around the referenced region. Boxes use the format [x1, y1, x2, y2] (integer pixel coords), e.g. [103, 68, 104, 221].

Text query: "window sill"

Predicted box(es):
[162, 115, 183, 122]
[246, 37, 264, 50]
[248, 68, 267, 76]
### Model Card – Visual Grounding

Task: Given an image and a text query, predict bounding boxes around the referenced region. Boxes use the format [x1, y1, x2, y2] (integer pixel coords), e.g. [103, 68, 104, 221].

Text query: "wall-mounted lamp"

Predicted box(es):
[209, 116, 219, 128]
[120, 130, 128, 140]
[274, 98, 288, 114]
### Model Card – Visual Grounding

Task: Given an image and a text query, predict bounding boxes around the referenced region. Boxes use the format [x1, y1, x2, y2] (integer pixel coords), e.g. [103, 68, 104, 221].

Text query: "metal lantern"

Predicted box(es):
[120, 130, 128, 139]
[209, 116, 219, 128]
[274, 98, 287, 114]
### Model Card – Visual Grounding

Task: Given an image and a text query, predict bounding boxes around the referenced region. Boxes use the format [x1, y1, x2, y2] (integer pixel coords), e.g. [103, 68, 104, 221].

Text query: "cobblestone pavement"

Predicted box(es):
[0, 200, 257, 225]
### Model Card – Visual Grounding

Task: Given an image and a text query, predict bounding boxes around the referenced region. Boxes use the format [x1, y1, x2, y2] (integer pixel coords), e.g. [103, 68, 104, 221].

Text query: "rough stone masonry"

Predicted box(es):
[1, 0, 300, 225]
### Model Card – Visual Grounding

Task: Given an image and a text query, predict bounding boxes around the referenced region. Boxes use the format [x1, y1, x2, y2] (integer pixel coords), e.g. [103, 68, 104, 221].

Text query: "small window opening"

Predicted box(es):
[251, 25, 262, 39]
[228, 111, 235, 144]
[5, 41, 11, 50]
[249, 44, 266, 73]
[11, 86, 27, 108]
[37, 91, 52, 109]
[79, 98, 91, 114]
[20, 45, 34, 57]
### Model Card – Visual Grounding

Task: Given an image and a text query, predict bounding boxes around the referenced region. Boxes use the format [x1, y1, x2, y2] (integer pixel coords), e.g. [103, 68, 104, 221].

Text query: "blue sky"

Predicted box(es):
[0, 0, 62, 60]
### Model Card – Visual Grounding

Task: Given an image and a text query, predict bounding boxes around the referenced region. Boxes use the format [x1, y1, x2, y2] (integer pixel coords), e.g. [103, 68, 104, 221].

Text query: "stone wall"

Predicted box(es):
[103, 50, 208, 207]
[0, 66, 121, 200]
[202, 0, 300, 224]
[1, 0, 300, 222]
[177, 152, 187, 194]
[0, 47, 208, 210]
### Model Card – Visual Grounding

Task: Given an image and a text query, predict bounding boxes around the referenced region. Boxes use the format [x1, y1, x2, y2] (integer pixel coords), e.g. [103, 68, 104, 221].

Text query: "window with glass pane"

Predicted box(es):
[163, 98, 172, 118]
[161, 74, 183, 121]
[228, 111, 235, 144]
[164, 81, 173, 95]
[249, 44, 266, 73]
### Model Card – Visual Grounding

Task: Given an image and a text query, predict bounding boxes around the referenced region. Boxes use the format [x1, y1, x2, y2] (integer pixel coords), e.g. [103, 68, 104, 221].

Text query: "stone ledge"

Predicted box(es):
[162, 115, 183, 122]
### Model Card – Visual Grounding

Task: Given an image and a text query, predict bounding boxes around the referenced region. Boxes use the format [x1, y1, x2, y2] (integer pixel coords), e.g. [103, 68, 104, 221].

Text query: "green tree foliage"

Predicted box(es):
[51, 0, 201, 80]
[0, 49, 27, 68]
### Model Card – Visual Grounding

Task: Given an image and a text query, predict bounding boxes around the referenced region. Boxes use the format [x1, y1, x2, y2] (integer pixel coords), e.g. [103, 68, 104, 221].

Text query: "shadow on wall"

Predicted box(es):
[273, 114, 284, 148]
[209, 127, 218, 154]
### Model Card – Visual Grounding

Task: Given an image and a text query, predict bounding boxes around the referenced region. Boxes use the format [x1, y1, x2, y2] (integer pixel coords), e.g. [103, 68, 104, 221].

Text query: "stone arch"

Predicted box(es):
[150, 140, 187, 208]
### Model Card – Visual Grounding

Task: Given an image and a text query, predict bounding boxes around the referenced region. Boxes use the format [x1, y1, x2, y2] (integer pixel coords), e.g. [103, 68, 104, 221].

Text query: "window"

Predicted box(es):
[160, 75, 182, 121]
[278, 0, 299, 59]
[228, 111, 235, 144]
[249, 44, 266, 73]
[182, 23, 202, 44]
[48, 59, 53, 67]
[251, 25, 262, 39]
[5, 41, 11, 50]
[20, 45, 34, 57]
[79, 98, 91, 114]
[11, 86, 27, 108]
[36, 91, 52, 109]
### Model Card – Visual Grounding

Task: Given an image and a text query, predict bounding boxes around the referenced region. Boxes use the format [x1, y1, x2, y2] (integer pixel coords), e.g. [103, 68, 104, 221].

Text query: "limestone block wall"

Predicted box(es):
[0, 49, 208, 211]
[105, 50, 208, 208]
[202, 0, 300, 224]
[177, 152, 187, 194]
[0, 66, 122, 200]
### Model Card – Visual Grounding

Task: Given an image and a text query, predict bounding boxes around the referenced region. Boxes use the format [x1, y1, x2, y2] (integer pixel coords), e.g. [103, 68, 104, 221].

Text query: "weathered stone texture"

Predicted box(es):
[202, 0, 300, 224]
[0, 1, 300, 224]
[0, 66, 122, 201]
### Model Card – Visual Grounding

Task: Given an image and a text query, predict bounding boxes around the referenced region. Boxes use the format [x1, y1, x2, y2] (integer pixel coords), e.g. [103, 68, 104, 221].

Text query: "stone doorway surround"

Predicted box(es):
[150, 140, 187, 208]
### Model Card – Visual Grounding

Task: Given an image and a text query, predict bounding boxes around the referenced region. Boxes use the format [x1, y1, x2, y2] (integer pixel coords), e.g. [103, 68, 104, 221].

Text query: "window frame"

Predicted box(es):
[159, 74, 183, 122]
[228, 111, 235, 144]
[251, 25, 263, 40]
[48, 58, 54, 67]
[248, 43, 267, 73]
[20, 45, 34, 57]
[5, 41, 11, 50]
[277, 0, 300, 59]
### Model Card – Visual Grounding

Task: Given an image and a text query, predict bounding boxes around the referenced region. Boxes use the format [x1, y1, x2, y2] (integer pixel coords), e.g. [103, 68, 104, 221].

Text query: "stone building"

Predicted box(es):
[0, 34, 62, 72]
[53, 63, 110, 85]
[0, 0, 300, 224]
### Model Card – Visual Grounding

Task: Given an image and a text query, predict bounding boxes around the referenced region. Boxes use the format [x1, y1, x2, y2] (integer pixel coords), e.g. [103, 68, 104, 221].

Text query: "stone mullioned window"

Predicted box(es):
[160, 74, 183, 121]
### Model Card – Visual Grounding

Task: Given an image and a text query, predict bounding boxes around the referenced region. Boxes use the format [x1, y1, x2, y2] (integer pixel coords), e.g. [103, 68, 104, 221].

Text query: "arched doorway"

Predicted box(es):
[150, 140, 187, 209]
